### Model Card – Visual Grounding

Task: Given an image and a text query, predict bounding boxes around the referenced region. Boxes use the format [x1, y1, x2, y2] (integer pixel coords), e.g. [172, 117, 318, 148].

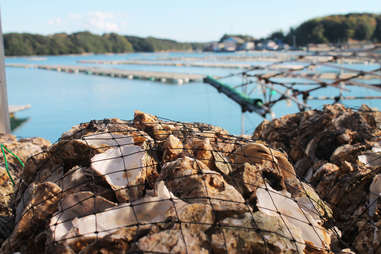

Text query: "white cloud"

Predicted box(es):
[85, 11, 120, 32]
[49, 11, 126, 34]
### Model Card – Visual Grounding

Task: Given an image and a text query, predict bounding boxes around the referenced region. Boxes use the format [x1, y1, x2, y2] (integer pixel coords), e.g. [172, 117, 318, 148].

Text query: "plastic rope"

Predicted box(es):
[1, 144, 24, 186]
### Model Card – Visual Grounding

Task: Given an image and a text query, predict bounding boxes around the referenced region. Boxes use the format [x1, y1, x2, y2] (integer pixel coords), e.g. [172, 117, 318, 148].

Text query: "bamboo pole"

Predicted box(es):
[0, 11, 10, 134]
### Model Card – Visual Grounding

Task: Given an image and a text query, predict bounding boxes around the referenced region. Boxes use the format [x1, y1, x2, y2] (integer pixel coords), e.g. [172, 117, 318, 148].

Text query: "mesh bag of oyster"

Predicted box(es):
[1, 110, 376, 254]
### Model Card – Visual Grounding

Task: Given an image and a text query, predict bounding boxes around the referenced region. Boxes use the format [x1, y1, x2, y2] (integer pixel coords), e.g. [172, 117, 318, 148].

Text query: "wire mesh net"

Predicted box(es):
[1, 108, 379, 254]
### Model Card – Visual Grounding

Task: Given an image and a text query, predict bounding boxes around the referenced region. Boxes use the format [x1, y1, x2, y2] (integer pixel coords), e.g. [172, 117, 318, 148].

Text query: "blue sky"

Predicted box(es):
[0, 0, 380, 42]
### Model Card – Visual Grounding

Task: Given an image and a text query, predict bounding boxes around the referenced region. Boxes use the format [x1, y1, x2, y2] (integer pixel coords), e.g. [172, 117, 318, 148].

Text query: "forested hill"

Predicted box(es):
[3, 31, 206, 56]
[5, 13, 381, 56]
[289, 13, 381, 45]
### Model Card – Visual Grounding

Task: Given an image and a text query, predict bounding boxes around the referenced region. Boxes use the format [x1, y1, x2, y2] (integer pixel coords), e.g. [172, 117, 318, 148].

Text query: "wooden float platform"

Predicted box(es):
[5, 64, 204, 84]
[8, 105, 31, 131]
[9, 104, 31, 115]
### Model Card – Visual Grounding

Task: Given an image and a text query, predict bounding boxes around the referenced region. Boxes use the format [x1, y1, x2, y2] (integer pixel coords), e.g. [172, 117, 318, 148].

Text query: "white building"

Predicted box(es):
[220, 37, 245, 52]
[256, 40, 280, 51]
[265, 40, 279, 50]
[239, 41, 255, 51]
[221, 41, 236, 52]
[206, 36, 251, 52]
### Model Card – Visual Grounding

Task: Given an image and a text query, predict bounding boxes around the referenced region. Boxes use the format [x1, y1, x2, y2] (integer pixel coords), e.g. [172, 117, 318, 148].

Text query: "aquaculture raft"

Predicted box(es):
[203, 45, 381, 118]
[6, 64, 203, 85]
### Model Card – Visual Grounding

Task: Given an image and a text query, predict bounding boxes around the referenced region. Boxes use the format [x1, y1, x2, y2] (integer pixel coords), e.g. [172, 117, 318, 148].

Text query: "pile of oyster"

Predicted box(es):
[0, 110, 364, 253]
[0, 134, 50, 243]
[254, 104, 381, 253]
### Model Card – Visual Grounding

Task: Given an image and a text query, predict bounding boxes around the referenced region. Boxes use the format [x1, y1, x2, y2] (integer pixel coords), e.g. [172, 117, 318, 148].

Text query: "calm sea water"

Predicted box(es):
[5, 52, 381, 142]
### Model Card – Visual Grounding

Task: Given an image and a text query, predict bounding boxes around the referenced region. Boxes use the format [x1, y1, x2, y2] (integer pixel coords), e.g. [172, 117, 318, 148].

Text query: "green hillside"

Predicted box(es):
[3, 31, 205, 56]
[286, 13, 381, 45]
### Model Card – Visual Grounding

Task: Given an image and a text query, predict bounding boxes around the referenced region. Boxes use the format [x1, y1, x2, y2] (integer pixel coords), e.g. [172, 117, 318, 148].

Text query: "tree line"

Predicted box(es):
[268, 13, 381, 46]
[4, 13, 381, 56]
[3, 31, 205, 56]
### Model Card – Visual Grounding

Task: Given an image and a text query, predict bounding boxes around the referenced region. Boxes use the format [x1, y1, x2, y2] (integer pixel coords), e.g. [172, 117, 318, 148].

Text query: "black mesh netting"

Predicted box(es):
[0, 107, 380, 254]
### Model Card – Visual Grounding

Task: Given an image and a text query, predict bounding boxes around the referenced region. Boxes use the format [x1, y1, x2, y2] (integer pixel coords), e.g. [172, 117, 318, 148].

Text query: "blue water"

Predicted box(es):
[5, 52, 381, 142]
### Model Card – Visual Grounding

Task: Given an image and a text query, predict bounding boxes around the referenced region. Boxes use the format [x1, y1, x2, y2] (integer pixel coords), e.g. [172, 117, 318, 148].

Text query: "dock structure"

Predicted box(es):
[5, 64, 204, 84]
[8, 105, 31, 131]
[8, 104, 31, 130]
[9, 104, 31, 116]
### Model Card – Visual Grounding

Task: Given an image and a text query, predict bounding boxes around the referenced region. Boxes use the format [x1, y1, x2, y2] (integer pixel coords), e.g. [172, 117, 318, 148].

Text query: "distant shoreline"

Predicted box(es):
[4, 49, 202, 58]
[3, 32, 206, 57]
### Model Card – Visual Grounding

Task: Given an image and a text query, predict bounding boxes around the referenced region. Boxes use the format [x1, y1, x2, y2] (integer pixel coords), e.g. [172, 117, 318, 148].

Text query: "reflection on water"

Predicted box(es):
[10, 116, 30, 132]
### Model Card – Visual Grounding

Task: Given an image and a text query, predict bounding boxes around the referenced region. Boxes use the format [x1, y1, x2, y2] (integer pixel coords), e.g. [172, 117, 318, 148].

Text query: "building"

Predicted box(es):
[222, 36, 245, 45]
[239, 41, 255, 51]
[255, 40, 280, 51]
[264, 40, 279, 50]
[204, 36, 252, 52]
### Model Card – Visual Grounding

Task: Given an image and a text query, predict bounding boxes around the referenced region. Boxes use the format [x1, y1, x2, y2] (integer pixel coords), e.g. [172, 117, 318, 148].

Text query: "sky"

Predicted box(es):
[0, 0, 380, 42]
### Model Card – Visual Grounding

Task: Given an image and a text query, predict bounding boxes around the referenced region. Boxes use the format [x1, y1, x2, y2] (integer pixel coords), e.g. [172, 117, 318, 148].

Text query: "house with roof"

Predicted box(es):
[218, 36, 245, 52]
[204, 36, 253, 52]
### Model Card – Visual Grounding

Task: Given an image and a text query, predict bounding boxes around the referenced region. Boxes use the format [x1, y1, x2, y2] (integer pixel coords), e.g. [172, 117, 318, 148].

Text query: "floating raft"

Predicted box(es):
[6, 63, 380, 83]
[76, 60, 380, 80]
[139, 55, 378, 64]
[77, 59, 305, 70]
[6, 64, 204, 84]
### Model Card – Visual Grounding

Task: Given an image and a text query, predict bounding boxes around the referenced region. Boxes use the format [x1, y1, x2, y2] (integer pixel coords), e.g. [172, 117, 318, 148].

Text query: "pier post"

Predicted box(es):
[0, 12, 10, 134]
